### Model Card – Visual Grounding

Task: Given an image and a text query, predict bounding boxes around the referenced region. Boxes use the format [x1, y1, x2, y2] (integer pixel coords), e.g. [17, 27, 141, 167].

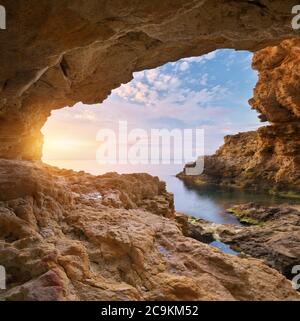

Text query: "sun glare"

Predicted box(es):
[42, 49, 259, 164]
[43, 137, 91, 159]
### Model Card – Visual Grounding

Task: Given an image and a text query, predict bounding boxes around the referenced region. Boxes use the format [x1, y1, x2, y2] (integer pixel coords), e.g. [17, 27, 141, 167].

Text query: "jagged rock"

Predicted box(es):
[226, 203, 292, 224]
[182, 204, 300, 279]
[175, 212, 215, 243]
[0, 0, 300, 302]
[0, 160, 299, 301]
[221, 204, 300, 278]
[250, 39, 300, 123]
[178, 122, 300, 193]
[0, 1, 299, 160]
[178, 38, 300, 192]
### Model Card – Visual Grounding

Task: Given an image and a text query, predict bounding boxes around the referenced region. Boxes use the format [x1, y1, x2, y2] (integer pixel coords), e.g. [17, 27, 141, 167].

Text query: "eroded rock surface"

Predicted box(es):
[179, 122, 300, 193]
[178, 39, 300, 192]
[250, 38, 300, 123]
[0, 1, 300, 301]
[0, 1, 299, 160]
[180, 204, 300, 279]
[0, 160, 298, 301]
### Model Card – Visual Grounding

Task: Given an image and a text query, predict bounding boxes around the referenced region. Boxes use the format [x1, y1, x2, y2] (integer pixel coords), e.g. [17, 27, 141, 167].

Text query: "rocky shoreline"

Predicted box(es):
[176, 124, 300, 199]
[177, 40, 300, 196]
[177, 203, 300, 280]
[0, 159, 299, 300]
[0, 0, 299, 303]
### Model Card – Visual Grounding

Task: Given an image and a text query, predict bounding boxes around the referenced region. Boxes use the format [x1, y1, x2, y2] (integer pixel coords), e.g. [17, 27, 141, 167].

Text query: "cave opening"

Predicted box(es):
[40, 49, 282, 225]
[41, 49, 260, 177]
[1, 2, 300, 302]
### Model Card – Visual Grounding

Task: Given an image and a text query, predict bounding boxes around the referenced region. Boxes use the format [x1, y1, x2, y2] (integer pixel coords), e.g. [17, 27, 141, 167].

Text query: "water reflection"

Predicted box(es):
[163, 175, 299, 225]
[210, 241, 239, 256]
[44, 160, 299, 226]
[163, 175, 241, 225]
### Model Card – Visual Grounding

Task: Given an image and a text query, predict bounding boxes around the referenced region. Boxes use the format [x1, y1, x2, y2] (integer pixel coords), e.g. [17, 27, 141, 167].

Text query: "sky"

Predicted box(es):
[42, 49, 261, 170]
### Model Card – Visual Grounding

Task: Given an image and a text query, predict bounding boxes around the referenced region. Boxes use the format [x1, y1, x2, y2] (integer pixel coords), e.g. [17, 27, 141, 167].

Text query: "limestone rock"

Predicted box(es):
[178, 123, 300, 193]
[0, 160, 298, 301]
[221, 204, 300, 278]
[250, 39, 300, 123]
[0, 1, 299, 160]
[178, 38, 300, 192]
[181, 204, 300, 279]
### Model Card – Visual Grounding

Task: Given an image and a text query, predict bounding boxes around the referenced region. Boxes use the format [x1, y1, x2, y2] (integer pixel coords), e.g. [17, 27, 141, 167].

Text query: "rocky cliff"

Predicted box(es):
[179, 122, 300, 193]
[0, 160, 298, 300]
[179, 39, 300, 193]
[0, 0, 300, 301]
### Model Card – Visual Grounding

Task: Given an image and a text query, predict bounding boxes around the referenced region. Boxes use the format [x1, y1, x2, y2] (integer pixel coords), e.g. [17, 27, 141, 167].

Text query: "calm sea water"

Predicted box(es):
[45, 160, 299, 255]
[46, 160, 297, 225]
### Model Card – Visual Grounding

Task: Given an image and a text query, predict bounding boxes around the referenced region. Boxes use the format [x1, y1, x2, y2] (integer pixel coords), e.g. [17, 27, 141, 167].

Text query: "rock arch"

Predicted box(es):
[0, 0, 299, 190]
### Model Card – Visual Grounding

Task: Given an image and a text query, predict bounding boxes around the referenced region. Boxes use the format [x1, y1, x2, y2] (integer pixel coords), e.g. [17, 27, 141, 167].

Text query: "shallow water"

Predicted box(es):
[45, 160, 299, 254]
[162, 175, 299, 225]
[163, 175, 241, 225]
[210, 241, 239, 256]
[45, 160, 299, 225]
[45, 160, 300, 255]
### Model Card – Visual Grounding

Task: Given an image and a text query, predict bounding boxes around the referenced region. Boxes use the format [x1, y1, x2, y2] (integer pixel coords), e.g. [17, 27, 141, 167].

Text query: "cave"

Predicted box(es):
[0, 0, 299, 192]
[0, 0, 299, 302]
[40, 49, 259, 172]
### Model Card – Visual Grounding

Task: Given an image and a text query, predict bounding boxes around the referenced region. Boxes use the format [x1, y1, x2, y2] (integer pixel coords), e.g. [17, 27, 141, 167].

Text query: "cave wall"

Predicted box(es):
[250, 38, 300, 123]
[0, 0, 299, 160]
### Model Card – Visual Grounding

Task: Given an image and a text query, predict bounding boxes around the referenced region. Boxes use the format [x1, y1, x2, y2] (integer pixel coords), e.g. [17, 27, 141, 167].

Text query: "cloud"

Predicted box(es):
[179, 61, 189, 71]
[42, 49, 261, 162]
[115, 51, 221, 106]
[199, 73, 209, 86]
[114, 68, 181, 105]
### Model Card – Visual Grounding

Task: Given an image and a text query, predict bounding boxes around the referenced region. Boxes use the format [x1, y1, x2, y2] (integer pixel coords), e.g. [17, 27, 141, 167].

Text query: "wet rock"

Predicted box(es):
[175, 212, 215, 243]
[184, 203, 300, 279]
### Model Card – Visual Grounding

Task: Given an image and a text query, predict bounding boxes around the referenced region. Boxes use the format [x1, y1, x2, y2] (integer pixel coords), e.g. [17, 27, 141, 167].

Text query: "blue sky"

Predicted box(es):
[42, 49, 261, 162]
